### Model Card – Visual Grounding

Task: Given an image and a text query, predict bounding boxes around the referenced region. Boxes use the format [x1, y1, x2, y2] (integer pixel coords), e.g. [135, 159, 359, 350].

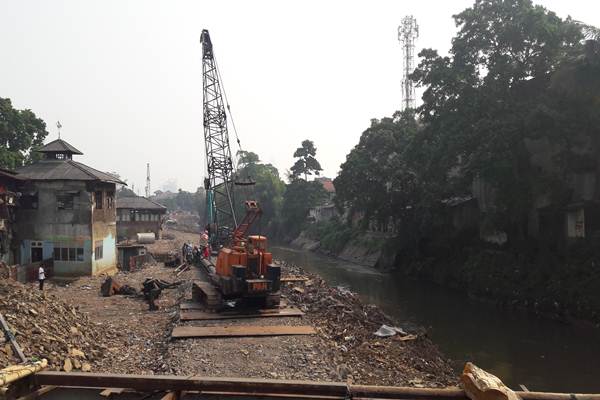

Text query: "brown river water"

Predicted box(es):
[272, 246, 600, 393]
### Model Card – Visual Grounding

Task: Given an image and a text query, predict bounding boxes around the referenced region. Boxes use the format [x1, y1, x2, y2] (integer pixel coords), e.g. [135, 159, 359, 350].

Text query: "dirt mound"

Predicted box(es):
[280, 262, 456, 386]
[0, 279, 116, 371]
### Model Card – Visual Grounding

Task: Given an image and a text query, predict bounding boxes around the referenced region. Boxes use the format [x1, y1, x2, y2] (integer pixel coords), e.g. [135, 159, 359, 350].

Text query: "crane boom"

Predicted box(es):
[200, 29, 237, 246]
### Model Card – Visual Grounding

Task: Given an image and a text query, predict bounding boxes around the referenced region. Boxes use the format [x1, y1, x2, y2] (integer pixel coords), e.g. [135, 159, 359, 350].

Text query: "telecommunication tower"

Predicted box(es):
[398, 15, 419, 111]
[145, 163, 151, 198]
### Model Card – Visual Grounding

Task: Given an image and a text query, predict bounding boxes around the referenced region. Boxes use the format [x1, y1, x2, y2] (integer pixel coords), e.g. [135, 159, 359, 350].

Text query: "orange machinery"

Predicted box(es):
[203, 201, 281, 307]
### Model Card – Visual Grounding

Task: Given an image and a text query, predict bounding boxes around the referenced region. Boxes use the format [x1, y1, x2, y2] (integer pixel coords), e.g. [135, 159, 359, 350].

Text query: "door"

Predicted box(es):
[31, 247, 43, 263]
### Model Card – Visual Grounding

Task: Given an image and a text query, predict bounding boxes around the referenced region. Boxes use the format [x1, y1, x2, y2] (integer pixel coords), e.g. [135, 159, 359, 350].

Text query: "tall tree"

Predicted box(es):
[0, 98, 48, 169]
[290, 140, 323, 181]
[411, 0, 583, 241]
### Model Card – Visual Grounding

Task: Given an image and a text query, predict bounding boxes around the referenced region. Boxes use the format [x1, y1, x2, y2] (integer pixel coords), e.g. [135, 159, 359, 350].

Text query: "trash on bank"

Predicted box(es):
[373, 324, 408, 337]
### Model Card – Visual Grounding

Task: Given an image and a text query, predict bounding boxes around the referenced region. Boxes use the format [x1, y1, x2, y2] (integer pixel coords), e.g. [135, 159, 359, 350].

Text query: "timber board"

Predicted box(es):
[171, 325, 316, 339]
[180, 307, 304, 321]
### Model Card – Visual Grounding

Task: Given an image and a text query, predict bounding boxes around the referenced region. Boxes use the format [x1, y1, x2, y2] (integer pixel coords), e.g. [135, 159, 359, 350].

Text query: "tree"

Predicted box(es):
[234, 150, 285, 235]
[290, 140, 322, 181]
[281, 179, 327, 237]
[237, 150, 260, 168]
[334, 111, 431, 231]
[0, 98, 48, 169]
[410, 0, 584, 241]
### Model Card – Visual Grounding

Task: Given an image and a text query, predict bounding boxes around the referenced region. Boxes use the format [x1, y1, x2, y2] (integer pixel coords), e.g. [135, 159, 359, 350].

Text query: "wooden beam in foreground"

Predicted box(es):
[31, 372, 600, 400]
[171, 325, 315, 339]
[180, 308, 303, 321]
[33, 372, 347, 397]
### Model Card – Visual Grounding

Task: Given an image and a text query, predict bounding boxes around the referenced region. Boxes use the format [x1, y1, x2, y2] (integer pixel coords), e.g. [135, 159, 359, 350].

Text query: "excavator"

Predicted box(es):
[193, 29, 281, 309]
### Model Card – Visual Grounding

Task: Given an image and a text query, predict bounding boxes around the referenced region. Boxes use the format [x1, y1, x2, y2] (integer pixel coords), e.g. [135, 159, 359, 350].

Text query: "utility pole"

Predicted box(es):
[398, 16, 419, 111]
[145, 163, 151, 198]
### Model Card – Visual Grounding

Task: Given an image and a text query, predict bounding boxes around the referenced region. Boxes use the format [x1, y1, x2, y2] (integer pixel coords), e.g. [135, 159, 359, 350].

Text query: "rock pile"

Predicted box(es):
[280, 262, 456, 386]
[0, 279, 115, 371]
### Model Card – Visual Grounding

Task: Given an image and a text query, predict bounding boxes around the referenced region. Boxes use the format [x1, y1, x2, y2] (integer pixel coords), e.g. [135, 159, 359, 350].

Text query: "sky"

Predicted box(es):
[1, 1, 598, 193]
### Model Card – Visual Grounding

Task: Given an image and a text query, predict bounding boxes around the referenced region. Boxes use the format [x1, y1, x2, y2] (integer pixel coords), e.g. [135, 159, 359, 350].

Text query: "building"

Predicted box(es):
[14, 139, 125, 277]
[0, 168, 23, 264]
[308, 177, 338, 223]
[116, 196, 167, 241]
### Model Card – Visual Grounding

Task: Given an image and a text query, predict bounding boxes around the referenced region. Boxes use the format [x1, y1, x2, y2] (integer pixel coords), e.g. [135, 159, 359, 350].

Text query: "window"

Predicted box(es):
[94, 240, 103, 260]
[56, 153, 65, 160]
[77, 248, 84, 261]
[21, 193, 38, 209]
[94, 191, 103, 209]
[56, 193, 75, 210]
[106, 191, 115, 209]
[53, 245, 85, 262]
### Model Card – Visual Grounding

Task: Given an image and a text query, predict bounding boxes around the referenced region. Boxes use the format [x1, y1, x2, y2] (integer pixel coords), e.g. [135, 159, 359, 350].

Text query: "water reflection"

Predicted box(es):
[272, 246, 600, 392]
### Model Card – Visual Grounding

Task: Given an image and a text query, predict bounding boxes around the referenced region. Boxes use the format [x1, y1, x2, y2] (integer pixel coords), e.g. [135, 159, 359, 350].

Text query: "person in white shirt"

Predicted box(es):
[38, 266, 46, 290]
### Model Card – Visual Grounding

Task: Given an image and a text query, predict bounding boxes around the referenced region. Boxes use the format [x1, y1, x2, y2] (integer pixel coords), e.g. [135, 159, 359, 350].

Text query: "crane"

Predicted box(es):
[201, 29, 237, 247]
[196, 29, 280, 310]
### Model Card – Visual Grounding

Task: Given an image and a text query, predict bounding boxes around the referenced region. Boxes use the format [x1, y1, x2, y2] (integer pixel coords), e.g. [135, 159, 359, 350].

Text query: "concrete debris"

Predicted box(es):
[0, 279, 113, 371]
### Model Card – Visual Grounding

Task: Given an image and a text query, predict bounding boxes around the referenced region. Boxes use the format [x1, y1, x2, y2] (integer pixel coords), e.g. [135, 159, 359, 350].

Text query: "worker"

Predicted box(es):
[181, 243, 189, 262]
[38, 265, 46, 290]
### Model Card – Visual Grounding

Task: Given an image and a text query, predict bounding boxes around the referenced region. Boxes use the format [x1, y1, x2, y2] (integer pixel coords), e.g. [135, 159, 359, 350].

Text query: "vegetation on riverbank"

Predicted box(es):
[294, 0, 600, 325]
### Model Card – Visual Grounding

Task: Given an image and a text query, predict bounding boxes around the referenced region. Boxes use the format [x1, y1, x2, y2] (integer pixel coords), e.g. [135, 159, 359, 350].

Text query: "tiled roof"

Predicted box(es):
[16, 160, 125, 184]
[116, 196, 167, 210]
[36, 139, 83, 155]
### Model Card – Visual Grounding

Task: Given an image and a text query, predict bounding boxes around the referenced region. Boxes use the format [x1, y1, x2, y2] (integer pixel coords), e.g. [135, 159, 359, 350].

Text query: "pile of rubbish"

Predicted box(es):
[280, 261, 455, 386]
[0, 279, 116, 371]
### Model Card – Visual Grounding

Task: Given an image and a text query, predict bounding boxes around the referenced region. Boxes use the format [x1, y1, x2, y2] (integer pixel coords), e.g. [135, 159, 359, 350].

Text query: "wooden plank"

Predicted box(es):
[180, 302, 290, 312]
[33, 372, 348, 398]
[0, 313, 27, 363]
[180, 308, 303, 321]
[281, 276, 309, 282]
[16, 385, 56, 400]
[171, 325, 315, 339]
[100, 387, 125, 397]
[31, 372, 600, 400]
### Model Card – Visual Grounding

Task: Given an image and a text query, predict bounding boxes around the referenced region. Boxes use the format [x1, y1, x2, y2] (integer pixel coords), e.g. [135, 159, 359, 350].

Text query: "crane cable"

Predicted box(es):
[214, 56, 242, 170]
[213, 51, 256, 200]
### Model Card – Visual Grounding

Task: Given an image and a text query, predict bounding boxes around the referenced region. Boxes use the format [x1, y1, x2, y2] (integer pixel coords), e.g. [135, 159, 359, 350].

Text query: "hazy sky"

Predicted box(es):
[1, 1, 598, 193]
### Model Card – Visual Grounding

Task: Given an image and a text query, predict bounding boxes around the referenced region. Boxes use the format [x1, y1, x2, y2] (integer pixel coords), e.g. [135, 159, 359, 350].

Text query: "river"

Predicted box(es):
[272, 246, 600, 393]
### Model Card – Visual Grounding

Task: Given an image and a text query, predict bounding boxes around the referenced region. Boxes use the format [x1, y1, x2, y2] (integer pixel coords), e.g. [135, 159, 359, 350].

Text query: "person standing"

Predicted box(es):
[38, 265, 46, 290]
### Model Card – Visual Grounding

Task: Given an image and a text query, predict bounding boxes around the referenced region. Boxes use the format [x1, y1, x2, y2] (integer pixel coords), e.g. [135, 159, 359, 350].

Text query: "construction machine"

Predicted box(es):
[194, 29, 280, 309]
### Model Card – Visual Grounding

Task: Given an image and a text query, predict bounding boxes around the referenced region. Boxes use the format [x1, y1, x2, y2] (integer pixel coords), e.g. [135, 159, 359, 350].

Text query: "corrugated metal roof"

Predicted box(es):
[116, 196, 167, 210]
[16, 160, 125, 184]
[36, 139, 83, 155]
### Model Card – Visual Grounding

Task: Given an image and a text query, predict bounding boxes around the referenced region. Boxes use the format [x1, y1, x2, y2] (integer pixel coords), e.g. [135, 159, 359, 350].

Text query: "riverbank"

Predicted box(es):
[292, 221, 600, 327]
[271, 245, 600, 392]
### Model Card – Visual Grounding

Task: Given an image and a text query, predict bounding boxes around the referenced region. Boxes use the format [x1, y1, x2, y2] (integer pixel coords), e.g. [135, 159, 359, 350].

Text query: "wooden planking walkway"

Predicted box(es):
[171, 325, 315, 339]
[180, 308, 303, 321]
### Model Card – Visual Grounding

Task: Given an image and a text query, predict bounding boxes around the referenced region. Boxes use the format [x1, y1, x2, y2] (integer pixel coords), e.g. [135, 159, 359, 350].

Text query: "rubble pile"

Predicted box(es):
[280, 262, 456, 386]
[0, 279, 115, 371]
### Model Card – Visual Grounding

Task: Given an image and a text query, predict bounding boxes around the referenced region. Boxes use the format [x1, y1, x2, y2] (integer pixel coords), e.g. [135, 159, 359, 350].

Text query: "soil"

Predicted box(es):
[1, 227, 456, 388]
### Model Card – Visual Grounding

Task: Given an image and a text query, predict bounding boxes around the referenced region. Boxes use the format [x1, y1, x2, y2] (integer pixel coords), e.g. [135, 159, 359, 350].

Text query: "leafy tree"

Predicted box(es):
[234, 150, 285, 234]
[290, 140, 323, 181]
[281, 179, 327, 237]
[411, 0, 584, 241]
[237, 150, 260, 168]
[335, 111, 433, 231]
[0, 98, 48, 169]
